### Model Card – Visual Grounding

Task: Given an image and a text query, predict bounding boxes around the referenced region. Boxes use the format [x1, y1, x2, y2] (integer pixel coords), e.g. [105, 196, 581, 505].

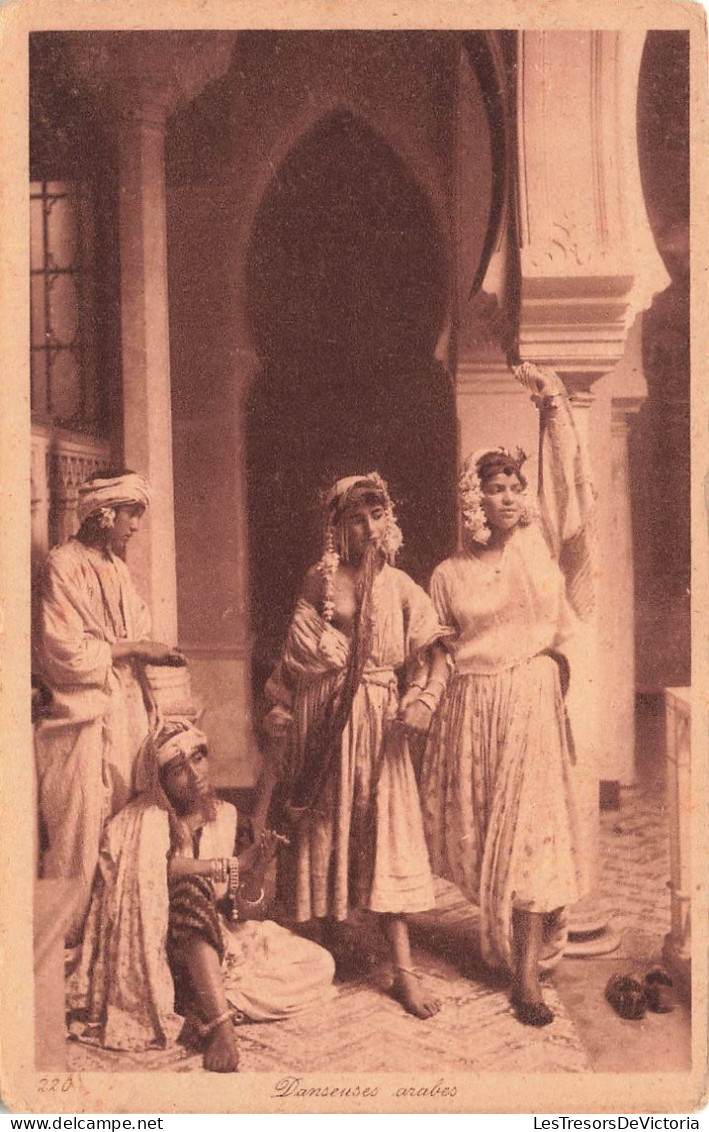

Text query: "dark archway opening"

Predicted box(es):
[246, 110, 457, 693]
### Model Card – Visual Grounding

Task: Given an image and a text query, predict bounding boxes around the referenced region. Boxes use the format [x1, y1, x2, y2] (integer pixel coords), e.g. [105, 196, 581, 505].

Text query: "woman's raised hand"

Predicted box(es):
[513, 362, 565, 404]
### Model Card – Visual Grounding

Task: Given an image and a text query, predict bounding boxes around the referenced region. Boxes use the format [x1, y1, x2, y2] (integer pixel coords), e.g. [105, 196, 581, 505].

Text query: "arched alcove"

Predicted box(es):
[245, 109, 456, 691]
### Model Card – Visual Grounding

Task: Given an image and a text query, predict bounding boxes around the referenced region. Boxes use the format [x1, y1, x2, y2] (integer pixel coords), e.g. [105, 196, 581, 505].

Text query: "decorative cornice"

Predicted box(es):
[455, 361, 524, 397]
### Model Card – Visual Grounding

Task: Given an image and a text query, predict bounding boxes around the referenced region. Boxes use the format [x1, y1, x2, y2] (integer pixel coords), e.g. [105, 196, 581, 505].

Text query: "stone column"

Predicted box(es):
[117, 102, 178, 641]
[605, 399, 643, 784]
[512, 29, 667, 953]
[662, 686, 691, 995]
[64, 32, 235, 643]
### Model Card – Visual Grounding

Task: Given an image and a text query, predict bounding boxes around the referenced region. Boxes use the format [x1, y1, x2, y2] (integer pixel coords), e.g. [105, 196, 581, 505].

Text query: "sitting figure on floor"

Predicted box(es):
[69, 719, 336, 1073]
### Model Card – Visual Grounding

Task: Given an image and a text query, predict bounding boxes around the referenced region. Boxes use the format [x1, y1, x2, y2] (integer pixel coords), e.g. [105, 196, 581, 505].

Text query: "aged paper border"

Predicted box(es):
[1, 0, 707, 1115]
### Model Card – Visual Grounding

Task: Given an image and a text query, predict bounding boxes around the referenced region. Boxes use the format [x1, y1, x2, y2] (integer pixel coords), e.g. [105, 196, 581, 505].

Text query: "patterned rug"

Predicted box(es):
[67, 922, 588, 1074]
[65, 779, 671, 1076]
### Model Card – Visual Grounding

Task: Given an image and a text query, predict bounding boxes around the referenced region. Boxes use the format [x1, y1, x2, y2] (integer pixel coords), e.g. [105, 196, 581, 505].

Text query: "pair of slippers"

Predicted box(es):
[605, 967, 675, 1019]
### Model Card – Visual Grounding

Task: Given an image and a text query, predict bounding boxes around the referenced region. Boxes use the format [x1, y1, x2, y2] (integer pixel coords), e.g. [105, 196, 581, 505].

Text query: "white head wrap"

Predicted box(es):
[154, 719, 208, 769]
[325, 472, 381, 511]
[77, 473, 151, 526]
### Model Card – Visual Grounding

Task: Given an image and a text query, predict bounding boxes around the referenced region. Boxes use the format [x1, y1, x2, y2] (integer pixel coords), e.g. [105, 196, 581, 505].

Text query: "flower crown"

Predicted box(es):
[459, 447, 534, 546]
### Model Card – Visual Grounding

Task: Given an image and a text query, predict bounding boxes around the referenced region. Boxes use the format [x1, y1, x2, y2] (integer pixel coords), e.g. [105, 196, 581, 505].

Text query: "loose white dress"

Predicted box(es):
[420, 403, 594, 972]
[34, 538, 152, 945]
[267, 564, 447, 922]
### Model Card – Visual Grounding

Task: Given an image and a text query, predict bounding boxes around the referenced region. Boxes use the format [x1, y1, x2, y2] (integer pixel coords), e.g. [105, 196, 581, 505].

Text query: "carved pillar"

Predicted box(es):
[662, 686, 691, 995]
[116, 103, 177, 640]
[30, 427, 50, 568]
[605, 398, 643, 784]
[182, 345, 263, 789]
[49, 434, 110, 546]
[512, 30, 668, 953]
[64, 32, 235, 642]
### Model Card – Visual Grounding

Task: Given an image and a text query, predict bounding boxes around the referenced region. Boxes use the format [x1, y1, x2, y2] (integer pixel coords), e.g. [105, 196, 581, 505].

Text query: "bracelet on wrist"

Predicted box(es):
[417, 691, 439, 713]
[210, 858, 228, 885]
[227, 858, 240, 900]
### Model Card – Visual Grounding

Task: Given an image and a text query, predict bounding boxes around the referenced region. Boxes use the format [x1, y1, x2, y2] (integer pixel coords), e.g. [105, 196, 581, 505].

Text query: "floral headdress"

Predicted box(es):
[459, 447, 535, 546]
[318, 472, 403, 623]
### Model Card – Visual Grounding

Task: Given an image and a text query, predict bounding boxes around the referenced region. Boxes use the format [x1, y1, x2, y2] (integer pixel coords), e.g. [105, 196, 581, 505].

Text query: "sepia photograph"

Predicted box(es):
[0, 0, 706, 1116]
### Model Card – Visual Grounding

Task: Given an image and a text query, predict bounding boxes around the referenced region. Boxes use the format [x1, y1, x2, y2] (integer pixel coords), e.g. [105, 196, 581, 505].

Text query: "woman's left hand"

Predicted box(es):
[399, 686, 423, 714]
[515, 362, 564, 403]
[398, 698, 434, 738]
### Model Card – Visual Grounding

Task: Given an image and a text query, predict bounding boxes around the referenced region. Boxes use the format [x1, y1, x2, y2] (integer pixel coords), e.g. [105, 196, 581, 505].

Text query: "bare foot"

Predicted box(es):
[392, 969, 440, 1019]
[203, 1018, 240, 1072]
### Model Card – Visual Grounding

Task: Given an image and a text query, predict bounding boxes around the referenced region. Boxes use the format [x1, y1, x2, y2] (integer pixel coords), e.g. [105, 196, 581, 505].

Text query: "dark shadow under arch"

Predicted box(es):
[246, 110, 457, 692]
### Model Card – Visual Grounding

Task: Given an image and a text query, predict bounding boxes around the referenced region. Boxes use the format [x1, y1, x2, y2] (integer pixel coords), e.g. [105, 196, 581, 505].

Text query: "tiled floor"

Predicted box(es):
[66, 764, 690, 1075]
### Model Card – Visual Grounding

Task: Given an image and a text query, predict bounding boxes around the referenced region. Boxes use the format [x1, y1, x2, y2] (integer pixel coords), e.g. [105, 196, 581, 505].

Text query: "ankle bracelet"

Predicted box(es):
[195, 1009, 233, 1039]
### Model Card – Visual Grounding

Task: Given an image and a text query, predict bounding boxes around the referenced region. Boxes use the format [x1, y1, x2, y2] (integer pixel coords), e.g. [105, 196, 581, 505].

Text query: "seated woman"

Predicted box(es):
[69, 719, 336, 1073]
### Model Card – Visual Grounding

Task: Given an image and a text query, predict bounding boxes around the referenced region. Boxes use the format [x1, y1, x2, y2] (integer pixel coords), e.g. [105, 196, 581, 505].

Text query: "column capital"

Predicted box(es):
[62, 31, 235, 131]
[515, 30, 668, 383]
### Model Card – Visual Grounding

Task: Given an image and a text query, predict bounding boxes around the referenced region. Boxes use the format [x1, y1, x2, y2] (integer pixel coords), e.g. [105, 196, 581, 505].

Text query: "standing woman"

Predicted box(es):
[263, 473, 450, 1019]
[420, 364, 596, 1026]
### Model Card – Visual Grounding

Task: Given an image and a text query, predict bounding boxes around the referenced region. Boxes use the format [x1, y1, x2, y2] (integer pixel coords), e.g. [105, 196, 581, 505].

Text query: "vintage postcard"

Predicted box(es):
[0, 0, 706, 1116]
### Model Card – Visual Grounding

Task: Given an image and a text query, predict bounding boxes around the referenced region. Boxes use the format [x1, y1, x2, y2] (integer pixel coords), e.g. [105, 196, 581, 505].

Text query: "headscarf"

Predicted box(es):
[135, 717, 212, 852]
[77, 472, 151, 526]
[154, 718, 208, 769]
[135, 718, 208, 803]
[323, 471, 403, 564]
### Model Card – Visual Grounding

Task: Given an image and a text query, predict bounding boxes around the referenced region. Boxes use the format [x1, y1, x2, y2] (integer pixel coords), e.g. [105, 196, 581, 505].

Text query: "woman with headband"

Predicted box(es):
[263, 472, 451, 1019]
[35, 468, 184, 948]
[420, 364, 596, 1027]
[69, 719, 335, 1072]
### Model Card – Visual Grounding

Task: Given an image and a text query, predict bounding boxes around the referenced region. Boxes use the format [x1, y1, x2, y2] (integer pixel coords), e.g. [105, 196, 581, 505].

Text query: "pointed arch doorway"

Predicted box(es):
[246, 110, 456, 694]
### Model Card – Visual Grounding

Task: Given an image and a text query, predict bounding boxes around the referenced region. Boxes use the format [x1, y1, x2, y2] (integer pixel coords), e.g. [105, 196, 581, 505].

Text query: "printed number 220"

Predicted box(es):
[38, 1077, 74, 1093]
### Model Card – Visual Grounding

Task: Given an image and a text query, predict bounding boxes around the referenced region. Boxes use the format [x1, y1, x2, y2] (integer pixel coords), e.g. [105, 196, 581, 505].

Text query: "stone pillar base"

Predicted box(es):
[662, 932, 691, 1000]
[566, 892, 621, 957]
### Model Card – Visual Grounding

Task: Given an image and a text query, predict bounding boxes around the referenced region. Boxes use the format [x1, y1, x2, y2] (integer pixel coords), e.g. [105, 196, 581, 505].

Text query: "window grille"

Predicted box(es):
[30, 180, 99, 431]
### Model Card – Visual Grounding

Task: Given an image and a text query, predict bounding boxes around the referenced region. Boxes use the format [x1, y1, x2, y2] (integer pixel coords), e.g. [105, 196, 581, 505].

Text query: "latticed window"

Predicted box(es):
[30, 180, 100, 431]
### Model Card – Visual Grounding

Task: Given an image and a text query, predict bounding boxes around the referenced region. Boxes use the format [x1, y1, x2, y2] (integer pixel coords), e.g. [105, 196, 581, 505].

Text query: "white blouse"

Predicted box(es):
[430, 524, 575, 676]
[431, 403, 592, 676]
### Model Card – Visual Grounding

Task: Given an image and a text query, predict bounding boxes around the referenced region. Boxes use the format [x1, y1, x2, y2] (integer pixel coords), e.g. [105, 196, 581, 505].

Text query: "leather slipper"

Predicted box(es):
[644, 967, 675, 1013]
[605, 974, 646, 1020]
